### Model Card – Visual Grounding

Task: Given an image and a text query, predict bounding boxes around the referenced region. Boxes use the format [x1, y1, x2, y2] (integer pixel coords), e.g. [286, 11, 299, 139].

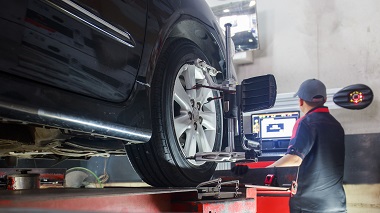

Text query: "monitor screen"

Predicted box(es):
[252, 111, 300, 139]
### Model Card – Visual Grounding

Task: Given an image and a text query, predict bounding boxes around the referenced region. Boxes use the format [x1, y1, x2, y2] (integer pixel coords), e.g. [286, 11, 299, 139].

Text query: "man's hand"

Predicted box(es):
[231, 165, 249, 175]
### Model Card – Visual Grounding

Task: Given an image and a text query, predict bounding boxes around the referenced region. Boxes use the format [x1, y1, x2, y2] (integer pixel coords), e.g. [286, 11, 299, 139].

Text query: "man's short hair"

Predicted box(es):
[304, 96, 325, 107]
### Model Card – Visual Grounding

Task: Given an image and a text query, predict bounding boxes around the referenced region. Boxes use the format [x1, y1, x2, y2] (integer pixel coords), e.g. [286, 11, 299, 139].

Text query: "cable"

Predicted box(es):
[98, 157, 110, 184]
[190, 84, 236, 93]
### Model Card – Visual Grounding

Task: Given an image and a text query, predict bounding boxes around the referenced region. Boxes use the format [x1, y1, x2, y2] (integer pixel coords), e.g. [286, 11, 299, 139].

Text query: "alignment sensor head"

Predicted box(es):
[333, 84, 373, 110]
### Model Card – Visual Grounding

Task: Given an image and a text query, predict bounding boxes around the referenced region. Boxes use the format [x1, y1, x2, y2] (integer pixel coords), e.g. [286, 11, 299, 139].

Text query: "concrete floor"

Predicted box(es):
[345, 184, 380, 213]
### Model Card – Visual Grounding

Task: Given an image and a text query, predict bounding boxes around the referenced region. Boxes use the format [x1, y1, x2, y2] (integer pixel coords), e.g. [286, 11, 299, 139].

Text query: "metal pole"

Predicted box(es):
[224, 23, 233, 80]
[224, 23, 236, 152]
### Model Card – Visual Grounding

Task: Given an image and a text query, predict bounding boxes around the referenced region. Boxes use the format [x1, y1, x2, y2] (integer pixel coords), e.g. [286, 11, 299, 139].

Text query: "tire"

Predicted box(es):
[126, 39, 223, 187]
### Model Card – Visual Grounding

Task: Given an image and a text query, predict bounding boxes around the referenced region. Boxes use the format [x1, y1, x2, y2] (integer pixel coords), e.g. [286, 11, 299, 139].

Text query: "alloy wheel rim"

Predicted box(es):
[172, 64, 218, 165]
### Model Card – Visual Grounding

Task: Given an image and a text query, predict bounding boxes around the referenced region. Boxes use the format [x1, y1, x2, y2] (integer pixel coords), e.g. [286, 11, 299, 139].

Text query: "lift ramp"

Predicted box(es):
[0, 180, 257, 212]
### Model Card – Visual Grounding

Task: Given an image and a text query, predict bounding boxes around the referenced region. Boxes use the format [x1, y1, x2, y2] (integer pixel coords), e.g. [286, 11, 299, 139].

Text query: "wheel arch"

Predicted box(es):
[168, 19, 225, 71]
[145, 17, 226, 88]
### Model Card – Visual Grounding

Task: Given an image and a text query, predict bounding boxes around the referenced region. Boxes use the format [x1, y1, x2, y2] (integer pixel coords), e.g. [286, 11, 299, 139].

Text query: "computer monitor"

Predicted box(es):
[251, 111, 300, 140]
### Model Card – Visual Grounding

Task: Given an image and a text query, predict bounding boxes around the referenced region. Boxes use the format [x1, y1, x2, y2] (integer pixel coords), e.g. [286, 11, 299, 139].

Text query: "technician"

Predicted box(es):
[267, 79, 347, 213]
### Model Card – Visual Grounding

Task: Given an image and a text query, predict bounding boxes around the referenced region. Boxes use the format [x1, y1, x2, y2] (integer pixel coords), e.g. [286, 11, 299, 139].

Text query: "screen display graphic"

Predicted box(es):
[252, 111, 300, 140]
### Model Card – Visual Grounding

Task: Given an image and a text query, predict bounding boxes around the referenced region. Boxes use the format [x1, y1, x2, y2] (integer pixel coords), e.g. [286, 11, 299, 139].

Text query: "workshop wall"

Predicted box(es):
[237, 0, 380, 135]
[236, 0, 380, 212]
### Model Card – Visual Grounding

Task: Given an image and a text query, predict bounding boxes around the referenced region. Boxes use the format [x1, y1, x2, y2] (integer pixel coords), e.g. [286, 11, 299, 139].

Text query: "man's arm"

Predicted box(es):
[267, 154, 302, 167]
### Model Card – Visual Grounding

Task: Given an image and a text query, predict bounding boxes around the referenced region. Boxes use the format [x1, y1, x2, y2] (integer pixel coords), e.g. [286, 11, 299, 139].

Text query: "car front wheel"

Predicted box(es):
[126, 39, 223, 187]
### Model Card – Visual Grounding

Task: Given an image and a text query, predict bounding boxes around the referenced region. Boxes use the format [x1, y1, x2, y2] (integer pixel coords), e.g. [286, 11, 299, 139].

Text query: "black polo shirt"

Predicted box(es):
[287, 106, 346, 213]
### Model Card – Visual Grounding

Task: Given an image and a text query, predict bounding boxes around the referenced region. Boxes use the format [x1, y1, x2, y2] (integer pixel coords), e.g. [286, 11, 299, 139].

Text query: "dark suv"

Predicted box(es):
[0, 0, 230, 186]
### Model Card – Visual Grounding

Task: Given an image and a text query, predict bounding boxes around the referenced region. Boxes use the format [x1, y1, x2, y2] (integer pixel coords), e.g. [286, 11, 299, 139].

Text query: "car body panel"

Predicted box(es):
[0, 0, 230, 145]
[0, 0, 146, 102]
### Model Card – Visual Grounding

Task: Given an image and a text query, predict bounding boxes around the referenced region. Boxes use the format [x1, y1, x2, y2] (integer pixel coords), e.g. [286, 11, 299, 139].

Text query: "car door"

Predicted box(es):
[0, 0, 147, 102]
